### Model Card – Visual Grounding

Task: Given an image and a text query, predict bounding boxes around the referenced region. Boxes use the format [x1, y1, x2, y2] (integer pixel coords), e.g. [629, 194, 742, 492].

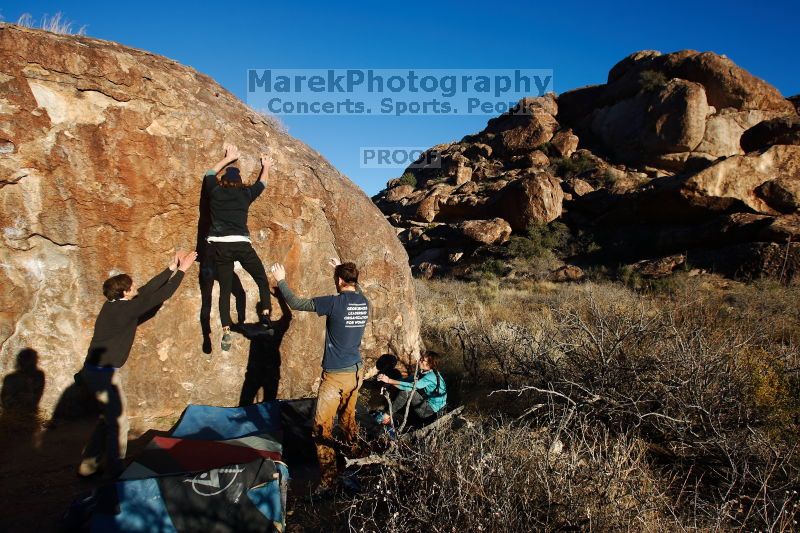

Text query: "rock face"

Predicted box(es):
[740, 116, 800, 153]
[558, 50, 796, 172]
[373, 49, 799, 282]
[496, 174, 564, 230]
[0, 25, 420, 422]
[681, 145, 800, 215]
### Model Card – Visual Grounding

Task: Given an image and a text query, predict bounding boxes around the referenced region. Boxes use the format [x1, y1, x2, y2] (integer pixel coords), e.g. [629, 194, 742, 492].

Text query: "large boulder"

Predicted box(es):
[0, 25, 420, 422]
[558, 50, 796, 172]
[495, 174, 564, 230]
[681, 145, 800, 214]
[740, 116, 800, 153]
[457, 218, 512, 245]
[482, 95, 559, 156]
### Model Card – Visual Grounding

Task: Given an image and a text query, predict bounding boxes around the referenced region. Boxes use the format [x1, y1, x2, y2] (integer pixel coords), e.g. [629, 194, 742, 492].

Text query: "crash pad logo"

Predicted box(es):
[184, 466, 245, 496]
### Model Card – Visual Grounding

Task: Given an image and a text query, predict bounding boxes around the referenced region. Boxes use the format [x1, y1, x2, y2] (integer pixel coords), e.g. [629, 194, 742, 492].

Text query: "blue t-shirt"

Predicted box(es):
[312, 291, 369, 370]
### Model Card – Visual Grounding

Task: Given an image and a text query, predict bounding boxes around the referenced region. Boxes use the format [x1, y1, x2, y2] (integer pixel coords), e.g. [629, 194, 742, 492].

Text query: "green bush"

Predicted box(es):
[477, 258, 508, 278]
[508, 222, 572, 260]
[553, 154, 595, 177]
[398, 172, 417, 188]
[639, 69, 668, 92]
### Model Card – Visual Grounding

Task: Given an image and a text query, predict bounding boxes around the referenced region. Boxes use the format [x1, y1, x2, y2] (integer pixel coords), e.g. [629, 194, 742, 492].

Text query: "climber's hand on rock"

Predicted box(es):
[224, 143, 240, 162]
[328, 257, 341, 268]
[269, 263, 286, 282]
[178, 251, 198, 272]
[169, 251, 182, 271]
[260, 152, 273, 170]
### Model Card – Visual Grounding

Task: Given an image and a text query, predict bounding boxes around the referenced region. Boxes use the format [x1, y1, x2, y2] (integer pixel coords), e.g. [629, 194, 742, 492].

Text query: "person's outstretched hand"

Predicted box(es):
[178, 251, 198, 272]
[260, 152, 273, 171]
[328, 257, 341, 269]
[377, 373, 390, 384]
[223, 143, 240, 163]
[169, 251, 181, 271]
[269, 263, 286, 282]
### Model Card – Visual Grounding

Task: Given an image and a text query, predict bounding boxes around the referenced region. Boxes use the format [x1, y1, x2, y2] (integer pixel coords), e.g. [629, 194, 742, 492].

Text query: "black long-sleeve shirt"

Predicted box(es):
[84, 268, 185, 368]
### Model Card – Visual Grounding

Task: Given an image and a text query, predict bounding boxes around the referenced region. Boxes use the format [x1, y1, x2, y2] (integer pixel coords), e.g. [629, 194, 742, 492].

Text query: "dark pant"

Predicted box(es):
[200, 244, 247, 333]
[390, 389, 436, 421]
[79, 366, 128, 476]
[212, 241, 271, 327]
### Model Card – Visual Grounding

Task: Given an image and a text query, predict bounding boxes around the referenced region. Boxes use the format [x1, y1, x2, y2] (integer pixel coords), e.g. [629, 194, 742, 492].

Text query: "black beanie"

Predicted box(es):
[221, 166, 242, 184]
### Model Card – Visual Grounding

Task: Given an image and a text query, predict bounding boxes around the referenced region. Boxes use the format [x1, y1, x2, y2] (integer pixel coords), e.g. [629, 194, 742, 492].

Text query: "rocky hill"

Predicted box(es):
[0, 24, 420, 421]
[373, 50, 800, 282]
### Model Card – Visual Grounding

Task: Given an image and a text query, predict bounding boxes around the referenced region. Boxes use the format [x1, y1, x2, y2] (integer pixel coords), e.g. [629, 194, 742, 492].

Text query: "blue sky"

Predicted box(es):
[2, 1, 798, 195]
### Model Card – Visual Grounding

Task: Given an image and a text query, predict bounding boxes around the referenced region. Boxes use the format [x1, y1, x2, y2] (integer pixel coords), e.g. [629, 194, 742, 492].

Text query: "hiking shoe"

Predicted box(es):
[221, 331, 232, 351]
[259, 313, 275, 335]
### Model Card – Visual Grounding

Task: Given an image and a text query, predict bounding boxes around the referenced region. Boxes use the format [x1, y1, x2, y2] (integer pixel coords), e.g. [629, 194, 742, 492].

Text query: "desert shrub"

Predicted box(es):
[639, 69, 669, 92]
[413, 277, 800, 530]
[344, 420, 675, 532]
[533, 141, 553, 155]
[474, 258, 507, 279]
[552, 154, 595, 177]
[398, 172, 417, 188]
[508, 222, 571, 260]
[599, 168, 619, 188]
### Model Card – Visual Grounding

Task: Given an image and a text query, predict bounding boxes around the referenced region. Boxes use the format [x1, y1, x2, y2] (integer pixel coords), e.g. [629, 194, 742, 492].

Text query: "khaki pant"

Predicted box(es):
[313, 366, 363, 488]
[79, 367, 129, 477]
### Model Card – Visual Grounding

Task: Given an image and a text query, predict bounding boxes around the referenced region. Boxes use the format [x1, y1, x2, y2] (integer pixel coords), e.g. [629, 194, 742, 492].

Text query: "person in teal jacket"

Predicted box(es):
[376, 351, 447, 425]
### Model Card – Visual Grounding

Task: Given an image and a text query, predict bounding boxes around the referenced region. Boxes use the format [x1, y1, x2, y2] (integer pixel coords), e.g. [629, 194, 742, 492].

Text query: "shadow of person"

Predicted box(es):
[238, 289, 292, 406]
[197, 167, 247, 354]
[0, 347, 45, 444]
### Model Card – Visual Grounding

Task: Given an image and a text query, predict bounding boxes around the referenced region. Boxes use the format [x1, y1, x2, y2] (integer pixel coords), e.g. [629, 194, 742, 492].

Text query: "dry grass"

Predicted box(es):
[15, 12, 87, 35]
[339, 275, 800, 531]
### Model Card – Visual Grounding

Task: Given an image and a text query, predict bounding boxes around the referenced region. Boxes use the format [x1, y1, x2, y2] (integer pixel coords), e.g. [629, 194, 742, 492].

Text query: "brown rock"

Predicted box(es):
[789, 95, 800, 114]
[463, 143, 492, 160]
[560, 50, 795, 172]
[690, 242, 800, 281]
[0, 26, 420, 421]
[567, 178, 594, 197]
[495, 174, 564, 231]
[589, 79, 712, 166]
[741, 116, 800, 153]
[483, 95, 559, 156]
[384, 184, 416, 202]
[631, 254, 686, 278]
[458, 218, 512, 245]
[758, 214, 800, 243]
[756, 177, 800, 213]
[454, 164, 473, 185]
[527, 150, 550, 167]
[681, 145, 800, 214]
[549, 265, 585, 282]
[550, 129, 579, 157]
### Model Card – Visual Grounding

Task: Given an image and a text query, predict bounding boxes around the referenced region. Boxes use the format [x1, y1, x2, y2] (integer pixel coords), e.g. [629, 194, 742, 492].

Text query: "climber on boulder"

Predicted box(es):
[204, 143, 274, 351]
[79, 250, 196, 479]
[269, 258, 370, 497]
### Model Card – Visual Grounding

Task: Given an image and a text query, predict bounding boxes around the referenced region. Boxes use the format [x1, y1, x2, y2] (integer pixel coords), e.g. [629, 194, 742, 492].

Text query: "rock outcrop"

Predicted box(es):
[558, 50, 796, 172]
[0, 25, 420, 422]
[373, 49, 798, 282]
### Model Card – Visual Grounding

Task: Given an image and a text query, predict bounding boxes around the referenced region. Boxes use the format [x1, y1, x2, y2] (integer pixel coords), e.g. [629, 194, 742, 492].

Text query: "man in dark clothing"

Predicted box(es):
[204, 143, 273, 351]
[269, 258, 369, 495]
[78, 250, 196, 478]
